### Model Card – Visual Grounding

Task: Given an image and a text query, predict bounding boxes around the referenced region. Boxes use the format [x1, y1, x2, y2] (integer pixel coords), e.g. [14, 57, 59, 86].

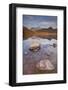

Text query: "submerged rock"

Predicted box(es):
[53, 43, 57, 48]
[36, 59, 54, 71]
[24, 51, 28, 55]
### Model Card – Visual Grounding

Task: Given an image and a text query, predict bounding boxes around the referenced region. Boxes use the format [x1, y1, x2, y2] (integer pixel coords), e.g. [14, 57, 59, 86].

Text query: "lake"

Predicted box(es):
[23, 37, 57, 75]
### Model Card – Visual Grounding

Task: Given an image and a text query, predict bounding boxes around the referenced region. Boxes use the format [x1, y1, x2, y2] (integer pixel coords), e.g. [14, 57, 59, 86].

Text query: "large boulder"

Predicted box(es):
[29, 42, 40, 52]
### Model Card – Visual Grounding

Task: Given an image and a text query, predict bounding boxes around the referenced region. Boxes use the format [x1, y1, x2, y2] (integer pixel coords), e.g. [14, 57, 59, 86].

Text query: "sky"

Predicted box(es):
[23, 15, 57, 29]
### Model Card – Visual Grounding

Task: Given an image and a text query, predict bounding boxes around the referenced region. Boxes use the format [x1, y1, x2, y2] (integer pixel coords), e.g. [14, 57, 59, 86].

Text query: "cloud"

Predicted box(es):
[39, 21, 57, 28]
[23, 15, 57, 28]
[24, 15, 34, 20]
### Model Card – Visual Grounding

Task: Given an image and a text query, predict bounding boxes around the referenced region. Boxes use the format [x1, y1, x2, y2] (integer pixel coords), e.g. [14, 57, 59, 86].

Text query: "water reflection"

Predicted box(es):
[23, 37, 57, 75]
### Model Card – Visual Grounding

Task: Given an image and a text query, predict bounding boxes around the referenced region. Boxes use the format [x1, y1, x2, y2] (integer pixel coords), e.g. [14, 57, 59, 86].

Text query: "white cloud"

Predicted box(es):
[39, 21, 57, 28]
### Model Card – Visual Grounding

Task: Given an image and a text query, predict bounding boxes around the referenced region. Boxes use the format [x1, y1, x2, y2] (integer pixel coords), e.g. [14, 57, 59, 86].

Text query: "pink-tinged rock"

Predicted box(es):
[36, 59, 54, 71]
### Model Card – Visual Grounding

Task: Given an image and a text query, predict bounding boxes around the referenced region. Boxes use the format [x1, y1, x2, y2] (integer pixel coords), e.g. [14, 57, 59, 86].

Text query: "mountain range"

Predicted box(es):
[23, 26, 57, 39]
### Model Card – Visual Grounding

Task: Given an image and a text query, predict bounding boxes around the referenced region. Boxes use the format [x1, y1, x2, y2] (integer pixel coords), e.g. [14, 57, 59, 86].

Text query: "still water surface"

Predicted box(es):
[23, 37, 57, 75]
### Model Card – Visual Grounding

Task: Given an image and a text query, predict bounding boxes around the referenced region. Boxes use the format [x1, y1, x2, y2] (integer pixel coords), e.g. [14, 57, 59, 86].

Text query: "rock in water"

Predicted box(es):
[24, 51, 28, 55]
[29, 42, 40, 52]
[36, 59, 54, 71]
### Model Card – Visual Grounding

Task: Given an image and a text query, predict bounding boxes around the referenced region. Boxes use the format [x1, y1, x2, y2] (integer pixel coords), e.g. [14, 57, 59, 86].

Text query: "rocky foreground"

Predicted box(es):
[23, 37, 57, 75]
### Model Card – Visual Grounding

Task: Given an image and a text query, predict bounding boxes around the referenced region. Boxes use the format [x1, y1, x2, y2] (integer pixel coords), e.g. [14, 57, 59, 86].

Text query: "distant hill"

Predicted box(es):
[36, 27, 57, 33]
[23, 26, 57, 39]
[23, 26, 35, 39]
